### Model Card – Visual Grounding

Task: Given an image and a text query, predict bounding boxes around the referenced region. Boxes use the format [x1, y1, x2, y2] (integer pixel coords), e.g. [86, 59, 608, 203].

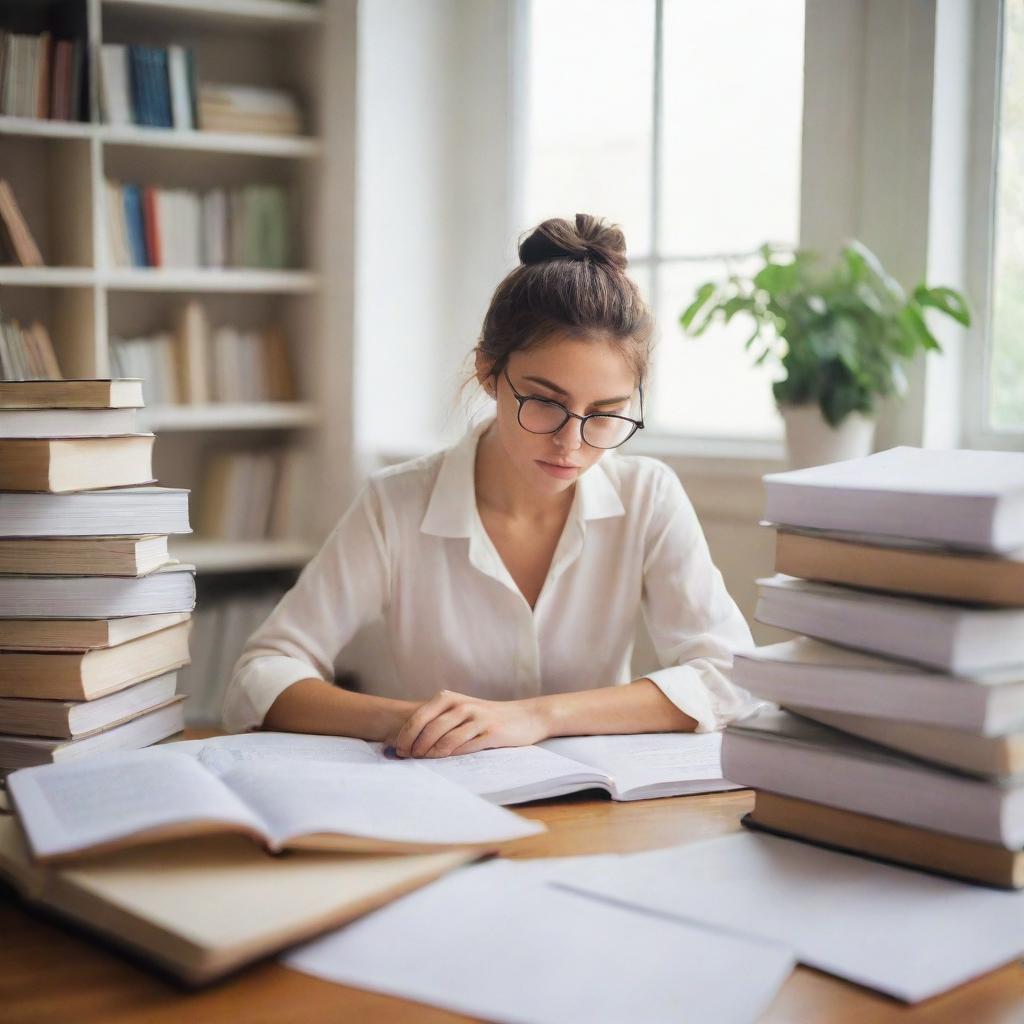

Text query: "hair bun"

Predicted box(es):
[518, 213, 628, 272]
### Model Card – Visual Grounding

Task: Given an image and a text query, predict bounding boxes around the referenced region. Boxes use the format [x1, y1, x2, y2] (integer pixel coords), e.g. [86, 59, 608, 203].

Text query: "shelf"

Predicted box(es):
[98, 124, 322, 158]
[101, 0, 324, 29]
[0, 266, 97, 288]
[0, 117, 93, 142]
[101, 268, 319, 293]
[140, 402, 319, 431]
[170, 538, 317, 573]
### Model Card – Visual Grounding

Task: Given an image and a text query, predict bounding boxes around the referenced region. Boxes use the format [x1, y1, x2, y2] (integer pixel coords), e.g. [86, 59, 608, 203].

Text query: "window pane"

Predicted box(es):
[652, 259, 783, 439]
[990, 0, 1024, 430]
[659, 0, 805, 255]
[522, 0, 654, 255]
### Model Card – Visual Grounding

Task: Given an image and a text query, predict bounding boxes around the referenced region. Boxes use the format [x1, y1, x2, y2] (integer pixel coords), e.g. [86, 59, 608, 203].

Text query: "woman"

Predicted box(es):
[221, 213, 757, 757]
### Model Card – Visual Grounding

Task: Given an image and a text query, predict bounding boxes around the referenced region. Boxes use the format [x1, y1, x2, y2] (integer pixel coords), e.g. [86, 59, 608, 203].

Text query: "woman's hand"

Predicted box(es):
[385, 690, 549, 759]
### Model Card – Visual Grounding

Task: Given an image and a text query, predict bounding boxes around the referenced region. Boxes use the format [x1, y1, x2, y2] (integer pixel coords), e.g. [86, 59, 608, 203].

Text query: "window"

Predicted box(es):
[988, 0, 1024, 433]
[518, 0, 805, 440]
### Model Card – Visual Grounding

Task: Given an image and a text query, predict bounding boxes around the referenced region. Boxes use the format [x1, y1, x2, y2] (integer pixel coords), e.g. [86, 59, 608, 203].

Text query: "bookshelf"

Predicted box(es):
[1, 0, 357, 719]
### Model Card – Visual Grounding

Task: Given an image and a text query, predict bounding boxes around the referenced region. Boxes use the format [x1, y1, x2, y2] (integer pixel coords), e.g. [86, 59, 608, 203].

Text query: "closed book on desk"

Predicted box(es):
[0, 535, 171, 576]
[733, 637, 1024, 734]
[0, 624, 190, 698]
[0, 611, 190, 651]
[0, 407, 138, 438]
[762, 446, 1024, 552]
[745, 791, 1024, 890]
[0, 435, 155, 492]
[0, 563, 195, 619]
[0, 670, 179, 738]
[8, 747, 545, 862]
[721, 710, 1024, 847]
[773, 527, 1024, 606]
[0, 816, 475, 984]
[0, 698, 185, 777]
[755, 575, 1024, 673]
[0, 487, 190, 538]
[0, 379, 144, 410]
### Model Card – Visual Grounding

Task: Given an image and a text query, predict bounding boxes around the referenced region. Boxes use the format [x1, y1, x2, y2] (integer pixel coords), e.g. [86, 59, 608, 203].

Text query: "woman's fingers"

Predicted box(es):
[447, 732, 499, 757]
[423, 720, 485, 758]
[392, 690, 460, 757]
[409, 707, 472, 758]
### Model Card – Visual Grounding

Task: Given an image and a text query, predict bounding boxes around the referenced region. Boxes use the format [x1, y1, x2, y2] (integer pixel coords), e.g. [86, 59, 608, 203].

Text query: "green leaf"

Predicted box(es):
[680, 282, 716, 331]
[913, 284, 972, 327]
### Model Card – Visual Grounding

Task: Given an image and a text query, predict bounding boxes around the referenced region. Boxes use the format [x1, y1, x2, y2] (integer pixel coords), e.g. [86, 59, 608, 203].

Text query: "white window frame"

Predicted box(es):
[964, 0, 1024, 451]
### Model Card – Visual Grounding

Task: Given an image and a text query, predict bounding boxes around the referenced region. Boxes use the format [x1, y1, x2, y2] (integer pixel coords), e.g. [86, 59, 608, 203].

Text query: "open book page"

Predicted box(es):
[411, 744, 613, 804]
[217, 760, 545, 850]
[8, 750, 266, 861]
[539, 732, 736, 800]
[169, 732, 387, 775]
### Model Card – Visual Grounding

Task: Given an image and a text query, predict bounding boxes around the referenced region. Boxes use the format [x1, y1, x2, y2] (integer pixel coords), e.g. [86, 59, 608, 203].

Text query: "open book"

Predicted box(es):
[171, 729, 739, 805]
[8, 744, 544, 863]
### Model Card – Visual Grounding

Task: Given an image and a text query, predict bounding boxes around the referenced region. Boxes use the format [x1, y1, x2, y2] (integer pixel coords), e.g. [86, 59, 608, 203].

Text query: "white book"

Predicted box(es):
[0, 407, 136, 437]
[0, 562, 196, 619]
[169, 730, 738, 804]
[0, 486, 191, 537]
[99, 45, 131, 126]
[558, 832, 1024, 1004]
[721, 709, 1024, 847]
[167, 46, 193, 130]
[8, 745, 544, 862]
[762, 446, 1024, 553]
[756, 574, 1024, 674]
[735, 637, 1024, 735]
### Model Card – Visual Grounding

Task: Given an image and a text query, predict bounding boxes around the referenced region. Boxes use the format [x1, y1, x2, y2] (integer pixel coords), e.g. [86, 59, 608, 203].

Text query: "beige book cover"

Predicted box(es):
[0, 434, 155, 492]
[0, 379, 144, 410]
[0, 815, 475, 984]
[0, 611, 189, 651]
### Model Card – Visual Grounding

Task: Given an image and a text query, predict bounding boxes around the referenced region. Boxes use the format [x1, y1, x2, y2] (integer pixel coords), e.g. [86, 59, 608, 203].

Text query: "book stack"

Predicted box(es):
[722, 446, 1024, 889]
[0, 378, 196, 783]
[198, 83, 303, 136]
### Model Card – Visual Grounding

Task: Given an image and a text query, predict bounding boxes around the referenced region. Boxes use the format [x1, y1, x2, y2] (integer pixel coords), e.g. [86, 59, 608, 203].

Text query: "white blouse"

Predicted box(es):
[221, 416, 759, 735]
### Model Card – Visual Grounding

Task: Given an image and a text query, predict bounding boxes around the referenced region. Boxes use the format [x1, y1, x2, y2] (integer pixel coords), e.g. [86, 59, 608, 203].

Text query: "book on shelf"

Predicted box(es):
[0, 316, 62, 381]
[0, 620, 191, 699]
[755, 574, 1024, 674]
[0, 434, 156, 492]
[787, 705, 1024, 780]
[0, 30, 84, 122]
[8, 747, 545, 862]
[0, 670, 180, 739]
[744, 791, 1024, 890]
[0, 535, 171, 576]
[106, 179, 292, 270]
[0, 562, 196, 619]
[721, 709, 1024, 848]
[0, 610, 190, 652]
[0, 379, 142, 409]
[0, 815, 473, 984]
[198, 83, 303, 135]
[733, 637, 1024, 734]
[762, 446, 1024, 553]
[174, 729, 738, 805]
[0, 486, 191, 537]
[0, 698, 185, 777]
[0, 178, 44, 267]
[772, 526, 1024, 606]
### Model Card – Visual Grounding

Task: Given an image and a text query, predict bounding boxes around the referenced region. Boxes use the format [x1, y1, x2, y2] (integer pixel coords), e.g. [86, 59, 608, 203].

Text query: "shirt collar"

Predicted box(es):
[420, 416, 625, 539]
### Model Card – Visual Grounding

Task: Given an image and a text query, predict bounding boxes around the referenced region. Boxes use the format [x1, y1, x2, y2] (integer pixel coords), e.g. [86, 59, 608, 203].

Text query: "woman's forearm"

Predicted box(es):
[262, 678, 418, 741]
[529, 678, 698, 740]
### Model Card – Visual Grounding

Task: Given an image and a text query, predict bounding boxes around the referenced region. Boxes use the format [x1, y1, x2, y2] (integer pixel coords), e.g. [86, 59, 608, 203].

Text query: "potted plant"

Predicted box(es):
[679, 241, 971, 467]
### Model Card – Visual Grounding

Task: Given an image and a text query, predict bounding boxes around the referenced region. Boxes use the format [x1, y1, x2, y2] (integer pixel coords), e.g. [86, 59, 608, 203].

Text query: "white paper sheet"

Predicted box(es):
[559, 831, 1024, 1002]
[285, 855, 794, 1024]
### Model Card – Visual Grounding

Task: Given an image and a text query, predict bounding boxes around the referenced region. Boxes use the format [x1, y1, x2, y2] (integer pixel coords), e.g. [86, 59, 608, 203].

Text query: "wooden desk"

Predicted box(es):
[2, 788, 1021, 1022]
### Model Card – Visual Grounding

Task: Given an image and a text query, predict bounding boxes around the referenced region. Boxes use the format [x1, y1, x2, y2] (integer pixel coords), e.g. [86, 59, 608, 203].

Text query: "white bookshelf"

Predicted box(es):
[0, 0, 356, 574]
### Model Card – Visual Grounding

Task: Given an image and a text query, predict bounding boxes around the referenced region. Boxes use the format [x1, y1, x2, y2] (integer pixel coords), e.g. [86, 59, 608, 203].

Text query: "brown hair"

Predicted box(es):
[473, 213, 654, 386]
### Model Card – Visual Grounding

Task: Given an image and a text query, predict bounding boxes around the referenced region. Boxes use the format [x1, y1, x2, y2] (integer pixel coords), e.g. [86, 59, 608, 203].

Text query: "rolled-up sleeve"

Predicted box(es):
[220, 481, 392, 733]
[640, 466, 760, 733]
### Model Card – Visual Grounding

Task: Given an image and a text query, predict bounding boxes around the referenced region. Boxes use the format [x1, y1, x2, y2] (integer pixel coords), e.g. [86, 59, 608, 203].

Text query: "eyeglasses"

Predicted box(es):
[499, 367, 644, 450]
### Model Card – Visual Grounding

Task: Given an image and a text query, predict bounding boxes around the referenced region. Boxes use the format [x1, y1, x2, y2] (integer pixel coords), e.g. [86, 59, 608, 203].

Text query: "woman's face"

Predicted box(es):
[483, 333, 640, 499]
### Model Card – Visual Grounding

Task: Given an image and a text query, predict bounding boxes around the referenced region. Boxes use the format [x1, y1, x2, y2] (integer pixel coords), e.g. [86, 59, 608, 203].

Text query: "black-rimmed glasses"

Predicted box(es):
[499, 367, 644, 450]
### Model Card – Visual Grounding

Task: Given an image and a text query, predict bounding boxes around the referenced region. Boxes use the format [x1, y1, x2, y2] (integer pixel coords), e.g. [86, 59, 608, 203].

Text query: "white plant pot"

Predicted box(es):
[779, 403, 876, 469]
